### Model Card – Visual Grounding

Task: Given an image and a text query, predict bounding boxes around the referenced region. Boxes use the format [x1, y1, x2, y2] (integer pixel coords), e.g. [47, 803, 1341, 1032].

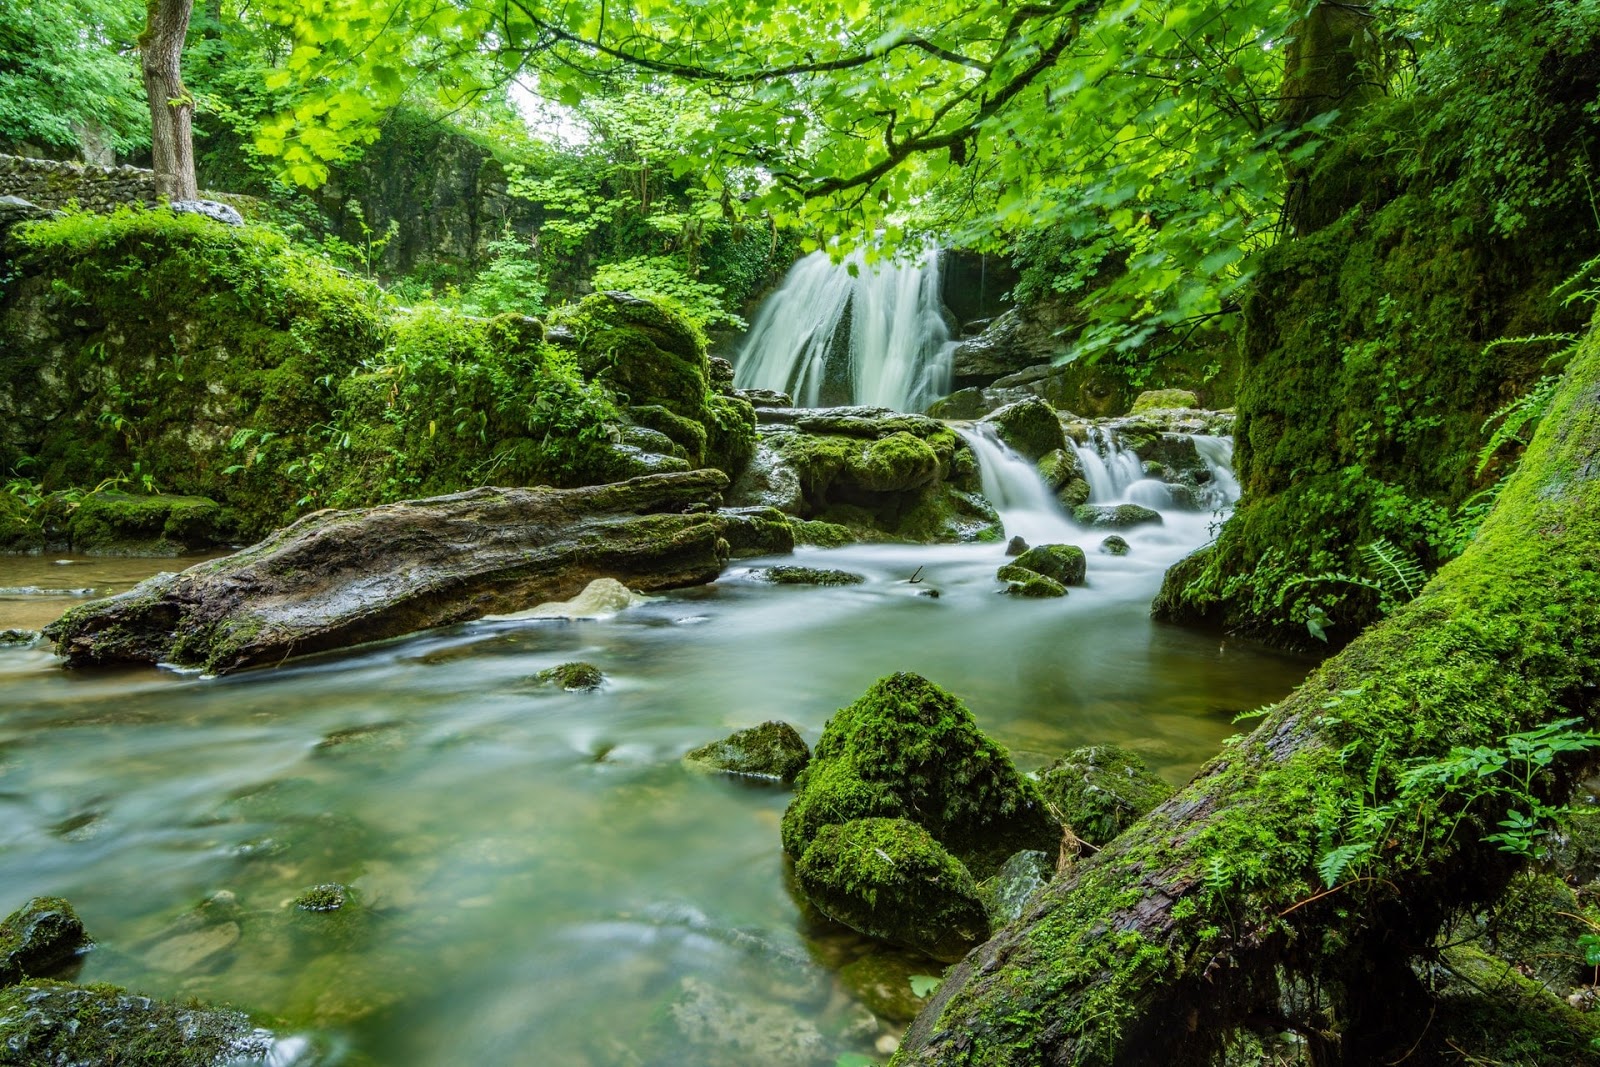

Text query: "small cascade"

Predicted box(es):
[956, 425, 1077, 545]
[1072, 428, 1146, 503]
[733, 248, 956, 411]
[1191, 435, 1241, 510]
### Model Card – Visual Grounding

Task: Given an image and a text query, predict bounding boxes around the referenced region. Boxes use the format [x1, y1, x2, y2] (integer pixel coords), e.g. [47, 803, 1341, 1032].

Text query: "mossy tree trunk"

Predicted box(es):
[140, 0, 197, 202]
[896, 316, 1600, 1064]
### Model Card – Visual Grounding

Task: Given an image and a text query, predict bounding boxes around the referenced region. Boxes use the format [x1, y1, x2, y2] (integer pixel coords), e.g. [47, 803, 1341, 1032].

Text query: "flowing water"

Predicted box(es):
[0, 431, 1315, 1066]
[732, 249, 956, 411]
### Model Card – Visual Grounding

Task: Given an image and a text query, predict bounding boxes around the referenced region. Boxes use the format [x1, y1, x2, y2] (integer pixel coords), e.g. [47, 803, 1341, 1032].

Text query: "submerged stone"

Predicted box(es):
[0, 981, 280, 1066]
[1009, 544, 1087, 587]
[532, 662, 605, 691]
[796, 818, 989, 963]
[684, 721, 812, 785]
[1099, 535, 1131, 555]
[995, 566, 1067, 598]
[0, 897, 91, 986]
[756, 566, 865, 587]
[782, 672, 1060, 878]
[664, 976, 833, 1067]
[837, 950, 938, 1023]
[1073, 503, 1163, 530]
[1036, 744, 1174, 846]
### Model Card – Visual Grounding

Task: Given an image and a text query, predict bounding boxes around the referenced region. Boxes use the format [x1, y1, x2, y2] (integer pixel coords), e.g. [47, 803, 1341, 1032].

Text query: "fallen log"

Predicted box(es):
[45, 470, 732, 674]
[895, 320, 1600, 1065]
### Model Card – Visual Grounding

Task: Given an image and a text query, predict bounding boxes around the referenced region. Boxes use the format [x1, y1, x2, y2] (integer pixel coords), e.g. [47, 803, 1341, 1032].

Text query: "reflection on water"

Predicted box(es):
[0, 554, 225, 631]
[0, 531, 1313, 1065]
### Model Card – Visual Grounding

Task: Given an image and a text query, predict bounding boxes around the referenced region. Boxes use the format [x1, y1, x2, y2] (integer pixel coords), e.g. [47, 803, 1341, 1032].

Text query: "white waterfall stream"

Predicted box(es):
[732, 248, 956, 411]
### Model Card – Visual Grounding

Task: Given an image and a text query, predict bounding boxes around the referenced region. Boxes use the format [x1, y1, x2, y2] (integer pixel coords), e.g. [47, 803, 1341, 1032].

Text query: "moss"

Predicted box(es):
[64, 491, 229, 555]
[1073, 503, 1163, 530]
[0, 980, 275, 1066]
[0, 493, 43, 553]
[758, 566, 865, 587]
[1431, 944, 1600, 1065]
[796, 817, 990, 963]
[552, 290, 712, 424]
[790, 519, 857, 548]
[712, 507, 795, 558]
[1036, 449, 1084, 492]
[1, 897, 90, 986]
[630, 404, 709, 467]
[704, 393, 758, 478]
[1099, 535, 1130, 556]
[1009, 544, 1087, 587]
[1129, 389, 1200, 413]
[1035, 745, 1174, 847]
[782, 673, 1060, 878]
[996, 566, 1068, 598]
[292, 884, 349, 913]
[684, 721, 811, 785]
[981, 398, 1066, 461]
[532, 661, 605, 691]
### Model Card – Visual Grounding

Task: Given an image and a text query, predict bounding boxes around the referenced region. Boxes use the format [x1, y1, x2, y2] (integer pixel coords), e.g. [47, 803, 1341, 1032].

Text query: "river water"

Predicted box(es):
[0, 429, 1313, 1066]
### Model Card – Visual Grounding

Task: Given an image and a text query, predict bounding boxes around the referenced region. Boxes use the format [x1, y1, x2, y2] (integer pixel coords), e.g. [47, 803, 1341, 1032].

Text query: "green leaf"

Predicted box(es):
[909, 974, 941, 998]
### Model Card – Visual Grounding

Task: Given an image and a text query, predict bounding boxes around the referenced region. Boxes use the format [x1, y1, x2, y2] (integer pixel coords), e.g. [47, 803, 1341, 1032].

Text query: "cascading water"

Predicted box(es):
[733, 248, 956, 411]
[1072, 428, 1145, 502]
[957, 425, 1079, 546]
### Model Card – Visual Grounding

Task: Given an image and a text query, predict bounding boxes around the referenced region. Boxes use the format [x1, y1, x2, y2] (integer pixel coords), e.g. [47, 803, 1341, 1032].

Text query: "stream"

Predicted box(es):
[1, 255, 1315, 1067]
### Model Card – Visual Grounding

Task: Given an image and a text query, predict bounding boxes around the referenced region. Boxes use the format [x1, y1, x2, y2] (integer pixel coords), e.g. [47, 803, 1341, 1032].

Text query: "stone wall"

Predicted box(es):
[0, 154, 256, 215]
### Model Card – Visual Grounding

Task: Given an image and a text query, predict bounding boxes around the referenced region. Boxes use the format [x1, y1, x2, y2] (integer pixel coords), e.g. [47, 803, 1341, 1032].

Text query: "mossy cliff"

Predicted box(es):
[1155, 70, 1600, 646]
[0, 207, 753, 549]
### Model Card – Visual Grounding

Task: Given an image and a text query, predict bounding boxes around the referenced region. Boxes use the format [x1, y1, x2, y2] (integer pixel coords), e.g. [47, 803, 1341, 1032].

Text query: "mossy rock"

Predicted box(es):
[630, 404, 709, 467]
[757, 566, 865, 587]
[0, 629, 41, 648]
[557, 290, 712, 424]
[1057, 478, 1092, 509]
[0, 493, 43, 553]
[1036, 448, 1084, 492]
[995, 565, 1067, 598]
[684, 721, 812, 785]
[0, 980, 277, 1066]
[1100, 535, 1131, 556]
[795, 817, 989, 962]
[976, 849, 1055, 925]
[1, 897, 90, 986]
[980, 397, 1066, 462]
[890, 485, 1003, 544]
[1482, 871, 1592, 992]
[781, 673, 1060, 877]
[1036, 744, 1173, 846]
[64, 491, 229, 555]
[532, 662, 605, 691]
[292, 884, 350, 913]
[1009, 544, 1087, 587]
[1073, 503, 1163, 530]
[1130, 388, 1199, 413]
[789, 519, 856, 548]
[713, 507, 796, 559]
[704, 393, 758, 479]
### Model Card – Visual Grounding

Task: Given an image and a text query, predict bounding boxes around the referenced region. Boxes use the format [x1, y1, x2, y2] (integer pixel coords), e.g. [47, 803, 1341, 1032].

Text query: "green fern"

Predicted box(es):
[1476, 373, 1564, 476]
[1316, 841, 1372, 889]
[1359, 538, 1429, 607]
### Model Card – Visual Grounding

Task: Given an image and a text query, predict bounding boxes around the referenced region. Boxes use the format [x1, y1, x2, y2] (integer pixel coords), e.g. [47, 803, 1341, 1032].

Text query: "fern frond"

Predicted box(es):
[1360, 539, 1429, 604]
[1316, 842, 1372, 889]
[1476, 374, 1563, 475]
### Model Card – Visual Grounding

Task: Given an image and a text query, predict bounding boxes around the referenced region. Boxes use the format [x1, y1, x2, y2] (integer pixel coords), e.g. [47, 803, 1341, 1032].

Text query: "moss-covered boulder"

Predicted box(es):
[1036, 744, 1173, 846]
[711, 506, 796, 559]
[0, 980, 278, 1065]
[995, 565, 1067, 598]
[1036, 448, 1084, 491]
[980, 397, 1066, 461]
[756, 566, 864, 586]
[557, 290, 712, 425]
[1073, 503, 1163, 530]
[64, 492, 230, 555]
[1130, 389, 1199, 413]
[795, 818, 990, 962]
[1009, 544, 1087, 586]
[781, 673, 1060, 877]
[684, 721, 811, 785]
[1099, 535, 1131, 555]
[1, 898, 90, 987]
[532, 662, 605, 691]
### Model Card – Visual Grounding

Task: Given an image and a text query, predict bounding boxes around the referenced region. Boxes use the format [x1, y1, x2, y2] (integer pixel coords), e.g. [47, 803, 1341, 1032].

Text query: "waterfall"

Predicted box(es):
[1071, 428, 1145, 502]
[733, 249, 956, 412]
[1191, 435, 1241, 510]
[956, 426, 1078, 545]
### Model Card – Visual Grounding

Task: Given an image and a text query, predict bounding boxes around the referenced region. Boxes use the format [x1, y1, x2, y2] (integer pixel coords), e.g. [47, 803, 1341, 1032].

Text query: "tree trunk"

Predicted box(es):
[895, 315, 1600, 1064]
[141, 0, 197, 202]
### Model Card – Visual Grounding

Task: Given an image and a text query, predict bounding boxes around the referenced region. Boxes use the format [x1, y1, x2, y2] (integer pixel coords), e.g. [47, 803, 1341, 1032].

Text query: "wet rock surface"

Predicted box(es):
[0, 898, 90, 986]
[46, 471, 732, 673]
[684, 721, 812, 784]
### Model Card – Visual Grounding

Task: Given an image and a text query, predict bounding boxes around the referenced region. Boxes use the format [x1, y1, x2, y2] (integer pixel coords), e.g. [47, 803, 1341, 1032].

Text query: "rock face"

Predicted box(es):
[783, 673, 1060, 877]
[0, 898, 90, 986]
[45, 471, 732, 673]
[684, 721, 812, 785]
[1036, 744, 1174, 846]
[795, 818, 990, 962]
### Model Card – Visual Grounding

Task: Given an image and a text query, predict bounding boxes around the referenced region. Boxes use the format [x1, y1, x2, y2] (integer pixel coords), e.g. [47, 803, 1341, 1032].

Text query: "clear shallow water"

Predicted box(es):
[0, 456, 1315, 1067]
[0, 554, 225, 631]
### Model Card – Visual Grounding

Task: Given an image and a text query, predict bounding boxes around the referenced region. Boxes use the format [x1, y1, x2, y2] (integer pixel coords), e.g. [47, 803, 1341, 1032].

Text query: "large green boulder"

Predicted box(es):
[558, 291, 712, 425]
[684, 721, 812, 785]
[795, 818, 990, 962]
[1036, 744, 1173, 846]
[1009, 544, 1087, 587]
[781, 673, 1059, 878]
[64, 492, 229, 555]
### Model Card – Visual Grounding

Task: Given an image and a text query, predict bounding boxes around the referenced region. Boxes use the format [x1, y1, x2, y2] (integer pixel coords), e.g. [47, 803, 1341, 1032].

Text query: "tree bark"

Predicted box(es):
[895, 315, 1600, 1065]
[140, 0, 197, 202]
